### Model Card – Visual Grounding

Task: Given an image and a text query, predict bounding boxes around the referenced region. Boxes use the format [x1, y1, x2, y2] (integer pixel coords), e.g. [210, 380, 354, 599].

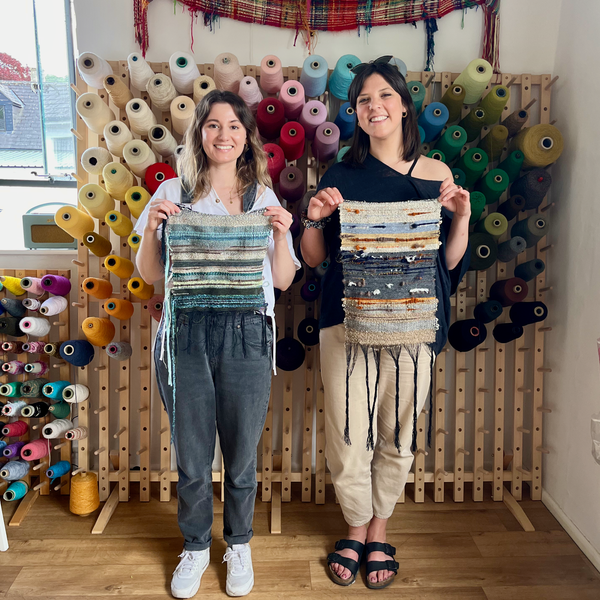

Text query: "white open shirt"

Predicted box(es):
[134, 177, 301, 373]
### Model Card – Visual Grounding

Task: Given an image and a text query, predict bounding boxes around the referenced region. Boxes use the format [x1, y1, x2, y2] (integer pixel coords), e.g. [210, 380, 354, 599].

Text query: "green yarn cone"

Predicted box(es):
[456, 148, 489, 188]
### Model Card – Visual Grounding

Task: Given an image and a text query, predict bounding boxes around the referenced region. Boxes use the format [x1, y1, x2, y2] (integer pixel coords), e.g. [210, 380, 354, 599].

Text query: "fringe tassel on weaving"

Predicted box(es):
[386, 347, 402, 452]
[483, 0, 501, 73]
[424, 18, 438, 72]
[404, 344, 421, 452]
[344, 344, 360, 446]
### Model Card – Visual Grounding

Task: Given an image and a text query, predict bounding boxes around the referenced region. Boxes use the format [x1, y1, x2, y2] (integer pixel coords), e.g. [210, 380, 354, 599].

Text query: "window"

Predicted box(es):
[0, 0, 76, 182]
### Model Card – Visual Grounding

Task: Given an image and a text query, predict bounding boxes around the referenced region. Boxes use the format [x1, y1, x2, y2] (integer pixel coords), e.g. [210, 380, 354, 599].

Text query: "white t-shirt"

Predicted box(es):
[134, 178, 300, 370]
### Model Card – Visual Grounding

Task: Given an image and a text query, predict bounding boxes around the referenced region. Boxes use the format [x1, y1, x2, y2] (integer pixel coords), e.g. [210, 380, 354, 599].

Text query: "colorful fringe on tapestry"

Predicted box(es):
[339, 200, 442, 453]
[133, 1, 501, 71]
[159, 206, 272, 435]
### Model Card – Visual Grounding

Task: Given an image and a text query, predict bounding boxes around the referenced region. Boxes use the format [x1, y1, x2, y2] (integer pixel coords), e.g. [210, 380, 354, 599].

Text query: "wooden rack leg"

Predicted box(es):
[473, 271, 487, 501]
[315, 346, 326, 505]
[92, 485, 120, 535]
[261, 389, 274, 502]
[434, 350, 447, 503]
[271, 453, 282, 534]
[454, 280, 467, 502]
[281, 289, 294, 502]
[139, 307, 151, 501]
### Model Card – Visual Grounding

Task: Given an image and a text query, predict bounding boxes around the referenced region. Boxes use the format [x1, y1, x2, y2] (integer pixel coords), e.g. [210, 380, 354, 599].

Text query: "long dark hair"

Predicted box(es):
[343, 62, 421, 166]
[178, 90, 271, 201]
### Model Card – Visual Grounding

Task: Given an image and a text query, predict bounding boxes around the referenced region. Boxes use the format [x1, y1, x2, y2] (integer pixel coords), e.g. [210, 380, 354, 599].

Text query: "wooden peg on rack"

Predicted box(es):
[437, 428, 449, 435]
[160, 427, 168, 435]
[537, 367, 552, 372]
[415, 448, 428, 456]
[437, 388, 449, 394]
[506, 76, 518, 88]
[457, 408, 470, 414]
[94, 447, 106, 455]
[52, 321, 66, 327]
[478, 388, 490, 393]
[549, 119, 557, 126]
[33, 481, 48, 492]
[518, 347, 530, 353]
[537, 406, 553, 413]
[458, 368, 469, 373]
[94, 406, 106, 414]
[517, 466, 531, 475]
[113, 427, 127, 439]
[421, 408, 429, 415]
[539, 327, 552, 332]
[424, 72, 435, 87]
[138, 406, 148, 413]
[52, 362, 67, 368]
[541, 202, 555, 213]
[436, 468, 449, 477]
[136, 447, 148, 456]
[457, 448, 470, 455]
[518, 387, 532, 393]
[115, 386, 127, 393]
[71, 259, 85, 267]
[72, 468, 85, 476]
[540, 244, 554, 253]
[94, 365, 106, 372]
[478, 347, 490, 353]
[70, 83, 81, 96]
[477, 427, 490, 434]
[32, 461, 48, 472]
[138, 366, 148, 371]
[477, 467, 490, 475]
[539, 286, 553, 293]
[54, 480, 69, 491]
[71, 302, 85, 308]
[545, 75, 559, 90]
[523, 98, 537, 110]
[517, 427, 530, 434]
[536, 446, 550, 454]
[70, 129, 83, 141]
[54, 442, 68, 450]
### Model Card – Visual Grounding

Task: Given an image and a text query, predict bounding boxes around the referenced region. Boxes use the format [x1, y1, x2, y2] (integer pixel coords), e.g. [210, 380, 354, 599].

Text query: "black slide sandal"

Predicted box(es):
[365, 542, 399, 589]
[326, 539, 365, 586]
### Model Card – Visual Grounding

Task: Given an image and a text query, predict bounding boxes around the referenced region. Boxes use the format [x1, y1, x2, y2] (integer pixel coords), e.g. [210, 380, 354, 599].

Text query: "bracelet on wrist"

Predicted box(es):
[301, 210, 331, 230]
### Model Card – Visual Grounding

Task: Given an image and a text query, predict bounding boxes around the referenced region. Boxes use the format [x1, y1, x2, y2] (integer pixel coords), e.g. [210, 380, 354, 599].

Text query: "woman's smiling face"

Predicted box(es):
[355, 72, 407, 140]
[201, 102, 247, 166]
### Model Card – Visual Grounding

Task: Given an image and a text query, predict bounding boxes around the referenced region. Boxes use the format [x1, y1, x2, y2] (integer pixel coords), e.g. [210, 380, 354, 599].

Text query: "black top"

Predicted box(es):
[317, 153, 470, 355]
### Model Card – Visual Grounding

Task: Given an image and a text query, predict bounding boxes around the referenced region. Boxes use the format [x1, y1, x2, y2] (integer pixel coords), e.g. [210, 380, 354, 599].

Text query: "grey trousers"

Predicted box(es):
[155, 310, 272, 550]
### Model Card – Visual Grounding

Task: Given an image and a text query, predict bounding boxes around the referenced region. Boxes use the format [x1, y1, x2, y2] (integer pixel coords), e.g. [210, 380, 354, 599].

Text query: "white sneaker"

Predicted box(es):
[171, 548, 210, 599]
[223, 543, 254, 597]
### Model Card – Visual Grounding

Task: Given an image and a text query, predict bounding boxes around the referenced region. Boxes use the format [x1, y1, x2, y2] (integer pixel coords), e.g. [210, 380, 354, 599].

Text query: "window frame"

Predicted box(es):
[0, 105, 6, 132]
[1, 0, 77, 188]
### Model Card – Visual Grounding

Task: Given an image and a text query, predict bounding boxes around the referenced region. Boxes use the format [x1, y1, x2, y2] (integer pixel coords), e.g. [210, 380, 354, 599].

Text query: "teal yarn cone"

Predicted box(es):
[408, 81, 426, 114]
[511, 214, 550, 248]
[514, 259, 546, 282]
[42, 380, 70, 400]
[435, 125, 467, 162]
[0, 382, 22, 397]
[427, 149, 446, 163]
[418, 125, 426, 144]
[328, 54, 360, 101]
[476, 168, 509, 204]
[457, 148, 489, 188]
[498, 151, 524, 183]
[418, 102, 449, 142]
[46, 460, 71, 480]
[459, 107, 487, 142]
[388, 57, 407, 77]
[469, 191, 486, 224]
[3, 480, 28, 502]
[452, 168, 466, 187]
[48, 400, 71, 419]
[334, 102, 356, 140]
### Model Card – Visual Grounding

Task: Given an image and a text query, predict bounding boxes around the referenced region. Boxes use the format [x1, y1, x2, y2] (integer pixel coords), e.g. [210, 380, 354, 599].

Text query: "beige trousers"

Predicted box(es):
[320, 324, 433, 527]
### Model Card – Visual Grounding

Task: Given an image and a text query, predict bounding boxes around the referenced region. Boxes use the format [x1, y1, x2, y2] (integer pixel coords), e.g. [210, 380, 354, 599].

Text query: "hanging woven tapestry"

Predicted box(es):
[134, 1, 501, 70]
[339, 199, 442, 452]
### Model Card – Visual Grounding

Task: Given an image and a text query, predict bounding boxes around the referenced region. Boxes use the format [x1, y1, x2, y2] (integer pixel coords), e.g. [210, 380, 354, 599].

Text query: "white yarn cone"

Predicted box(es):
[76, 93, 114, 134]
[127, 52, 155, 91]
[149, 125, 178, 157]
[125, 98, 157, 136]
[193, 75, 216, 104]
[170, 96, 195, 136]
[77, 52, 113, 89]
[81, 147, 112, 175]
[104, 121, 133, 158]
[146, 73, 178, 112]
[123, 140, 156, 178]
[169, 52, 200, 95]
[238, 76, 263, 113]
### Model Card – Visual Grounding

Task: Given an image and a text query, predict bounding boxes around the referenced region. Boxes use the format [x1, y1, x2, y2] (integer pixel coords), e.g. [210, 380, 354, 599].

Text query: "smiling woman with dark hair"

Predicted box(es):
[301, 59, 471, 590]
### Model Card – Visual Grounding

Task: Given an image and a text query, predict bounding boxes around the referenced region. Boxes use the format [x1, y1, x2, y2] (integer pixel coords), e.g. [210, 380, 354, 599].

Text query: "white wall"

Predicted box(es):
[71, 0, 561, 74]
[541, 0, 600, 571]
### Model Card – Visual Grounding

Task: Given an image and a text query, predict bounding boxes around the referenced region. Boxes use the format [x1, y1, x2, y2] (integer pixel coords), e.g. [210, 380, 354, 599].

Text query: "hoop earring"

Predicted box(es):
[402, 111, 407, 118]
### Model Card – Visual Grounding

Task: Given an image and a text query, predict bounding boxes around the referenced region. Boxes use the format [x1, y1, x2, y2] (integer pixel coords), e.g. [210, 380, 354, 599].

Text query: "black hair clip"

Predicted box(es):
[350, 55, 394, 76]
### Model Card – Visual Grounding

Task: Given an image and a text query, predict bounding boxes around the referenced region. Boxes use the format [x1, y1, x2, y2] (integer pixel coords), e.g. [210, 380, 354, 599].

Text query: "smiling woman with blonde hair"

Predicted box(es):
[135, 90, 299, 599]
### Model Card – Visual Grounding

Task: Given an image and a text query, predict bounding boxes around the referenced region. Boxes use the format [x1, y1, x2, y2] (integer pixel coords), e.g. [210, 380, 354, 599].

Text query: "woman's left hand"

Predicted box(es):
[438, 177, 471, 218]
[265, 206, 293, 241]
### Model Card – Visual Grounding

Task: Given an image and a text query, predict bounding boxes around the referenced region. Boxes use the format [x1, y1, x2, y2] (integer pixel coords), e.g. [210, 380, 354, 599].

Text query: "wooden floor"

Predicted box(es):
[1, 483, 599, 599]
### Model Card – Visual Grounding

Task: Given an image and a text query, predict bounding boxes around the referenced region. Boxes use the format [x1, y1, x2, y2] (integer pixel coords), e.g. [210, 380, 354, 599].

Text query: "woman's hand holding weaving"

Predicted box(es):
[144, 198, 181, 233]
[265, 205, 293, 242]
[438, 177, 471, 218]
[307, 187, 344, 221]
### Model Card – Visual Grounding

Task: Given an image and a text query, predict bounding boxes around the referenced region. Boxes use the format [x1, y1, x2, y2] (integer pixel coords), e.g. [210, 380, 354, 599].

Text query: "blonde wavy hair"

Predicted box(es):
[177, 90, 271, 202]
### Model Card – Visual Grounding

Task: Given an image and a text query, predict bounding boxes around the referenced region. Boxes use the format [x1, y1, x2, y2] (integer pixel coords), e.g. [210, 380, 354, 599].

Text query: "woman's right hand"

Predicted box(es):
[307, 187, 344, 221]
[143, 198, 181, 233]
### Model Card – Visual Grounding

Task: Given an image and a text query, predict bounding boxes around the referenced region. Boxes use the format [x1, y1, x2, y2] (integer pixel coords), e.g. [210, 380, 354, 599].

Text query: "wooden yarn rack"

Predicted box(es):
[2, 61, 556, 535]
[0, 268, 72, 525]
